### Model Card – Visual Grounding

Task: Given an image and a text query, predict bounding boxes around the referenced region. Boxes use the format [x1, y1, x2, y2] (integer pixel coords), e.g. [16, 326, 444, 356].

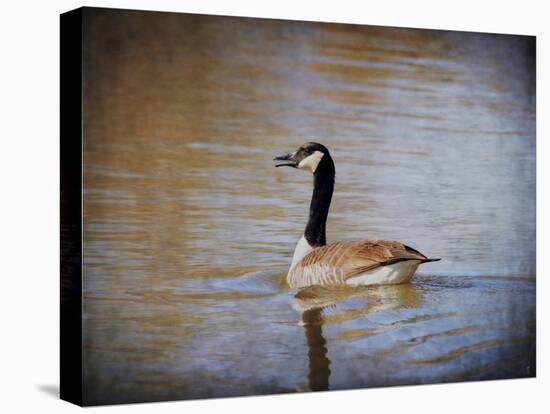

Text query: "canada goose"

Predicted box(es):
[274, 142, 440, 288]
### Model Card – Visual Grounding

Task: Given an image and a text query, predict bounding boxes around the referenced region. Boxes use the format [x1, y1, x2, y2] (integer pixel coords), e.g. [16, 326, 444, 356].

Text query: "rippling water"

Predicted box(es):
[81, 9, 535, 405]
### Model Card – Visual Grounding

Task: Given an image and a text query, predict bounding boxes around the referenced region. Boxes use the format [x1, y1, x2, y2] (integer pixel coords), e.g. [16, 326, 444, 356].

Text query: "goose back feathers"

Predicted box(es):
[287, 240, 432, 288]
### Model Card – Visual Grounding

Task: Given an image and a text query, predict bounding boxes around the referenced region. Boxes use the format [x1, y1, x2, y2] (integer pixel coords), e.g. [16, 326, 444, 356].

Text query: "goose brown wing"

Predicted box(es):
[289, 240, 427, 287]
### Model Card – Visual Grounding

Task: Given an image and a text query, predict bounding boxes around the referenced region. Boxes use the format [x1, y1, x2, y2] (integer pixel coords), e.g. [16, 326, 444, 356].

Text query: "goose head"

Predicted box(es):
[273, 142, 331, 174]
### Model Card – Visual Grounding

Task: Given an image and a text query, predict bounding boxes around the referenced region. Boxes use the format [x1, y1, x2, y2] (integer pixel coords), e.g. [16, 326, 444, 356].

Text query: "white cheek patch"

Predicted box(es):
[298, 150, 324, 173]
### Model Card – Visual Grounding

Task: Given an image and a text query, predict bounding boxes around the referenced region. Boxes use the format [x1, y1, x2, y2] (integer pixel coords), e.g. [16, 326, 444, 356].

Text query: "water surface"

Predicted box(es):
[81, 10, 535, 405]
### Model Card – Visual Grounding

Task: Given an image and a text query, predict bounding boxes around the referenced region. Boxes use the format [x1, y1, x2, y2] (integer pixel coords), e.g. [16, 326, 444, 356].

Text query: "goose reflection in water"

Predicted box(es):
[302, 308, 330, 391]
[294, 283, 424, 391]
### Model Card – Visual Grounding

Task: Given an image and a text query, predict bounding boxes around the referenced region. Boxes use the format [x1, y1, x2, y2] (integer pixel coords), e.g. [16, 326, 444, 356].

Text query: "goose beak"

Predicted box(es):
[273, 152, 298, 168]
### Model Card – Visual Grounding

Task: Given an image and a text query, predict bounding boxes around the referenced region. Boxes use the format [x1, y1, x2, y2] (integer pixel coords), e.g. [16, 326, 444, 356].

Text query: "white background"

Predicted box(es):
[0, 0, 546, 412]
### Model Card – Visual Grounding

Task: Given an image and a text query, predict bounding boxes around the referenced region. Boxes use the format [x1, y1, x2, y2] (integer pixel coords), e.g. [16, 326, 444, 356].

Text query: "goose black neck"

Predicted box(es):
[304, 155, 335, 247]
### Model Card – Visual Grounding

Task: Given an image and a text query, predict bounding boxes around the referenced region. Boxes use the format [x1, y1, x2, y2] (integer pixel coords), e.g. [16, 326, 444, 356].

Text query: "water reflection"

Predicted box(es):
[296, 283, 425, 391]
[302, 308, 330, 391]
[294, 283, 423, 314]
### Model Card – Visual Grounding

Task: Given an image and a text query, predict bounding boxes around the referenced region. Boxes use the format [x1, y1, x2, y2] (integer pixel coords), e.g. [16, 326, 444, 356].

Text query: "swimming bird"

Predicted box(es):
[274, 142, 440, 288]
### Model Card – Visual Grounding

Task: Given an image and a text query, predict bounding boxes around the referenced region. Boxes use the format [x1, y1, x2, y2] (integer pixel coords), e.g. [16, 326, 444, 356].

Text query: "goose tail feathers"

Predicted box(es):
[421, 257, 442, 263]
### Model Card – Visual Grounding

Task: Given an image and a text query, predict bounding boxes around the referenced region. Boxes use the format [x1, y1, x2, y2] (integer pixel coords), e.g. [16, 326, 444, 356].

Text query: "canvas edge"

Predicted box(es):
[60, 7, 84, 407]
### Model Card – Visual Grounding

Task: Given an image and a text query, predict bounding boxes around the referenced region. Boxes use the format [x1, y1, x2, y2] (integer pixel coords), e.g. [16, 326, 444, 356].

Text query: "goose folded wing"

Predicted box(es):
[295, 240, 427, 285]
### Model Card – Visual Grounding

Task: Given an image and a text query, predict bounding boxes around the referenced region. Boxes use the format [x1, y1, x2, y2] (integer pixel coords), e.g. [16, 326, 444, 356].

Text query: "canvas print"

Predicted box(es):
[60, 7, 536, 406]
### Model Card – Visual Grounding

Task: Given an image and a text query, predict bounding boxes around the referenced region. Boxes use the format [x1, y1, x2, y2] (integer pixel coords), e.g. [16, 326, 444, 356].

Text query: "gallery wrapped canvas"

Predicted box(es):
[60, 6, 536, 406]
